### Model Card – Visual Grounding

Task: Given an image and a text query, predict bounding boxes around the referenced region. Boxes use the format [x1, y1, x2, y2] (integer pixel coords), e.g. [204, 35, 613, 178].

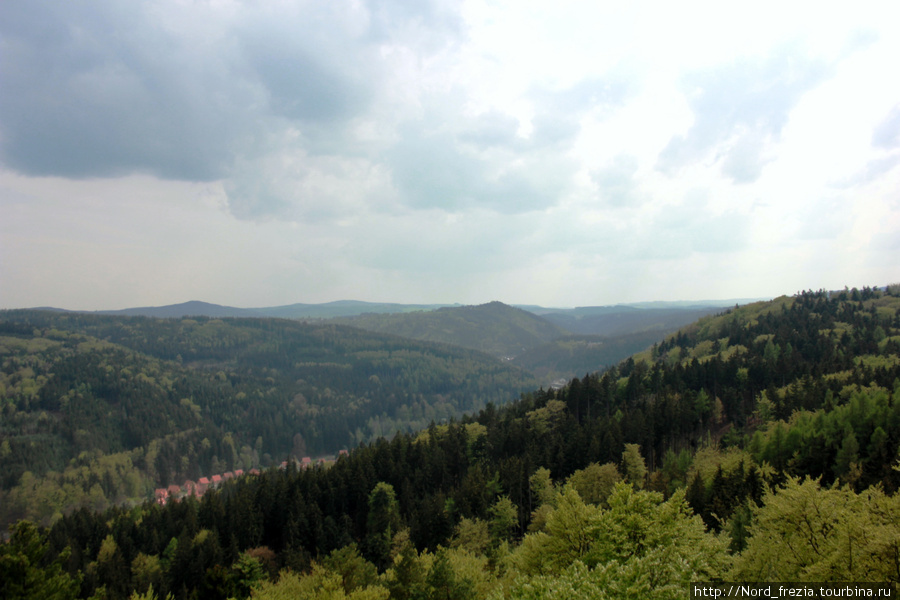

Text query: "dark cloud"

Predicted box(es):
[657, 46, 831, 183]
[0, 0, 460, 184]
[0, 1, 257, 180]
[236, 6, 376, 124]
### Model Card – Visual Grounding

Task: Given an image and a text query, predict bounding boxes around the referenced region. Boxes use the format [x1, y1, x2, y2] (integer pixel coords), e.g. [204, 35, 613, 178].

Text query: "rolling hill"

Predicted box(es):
[330, 301, 569, 358]
[0, 310, 537, 526]
[531, 304, 725, 336]
[41, 300, 456, 319]
[9, 286, 899, 600]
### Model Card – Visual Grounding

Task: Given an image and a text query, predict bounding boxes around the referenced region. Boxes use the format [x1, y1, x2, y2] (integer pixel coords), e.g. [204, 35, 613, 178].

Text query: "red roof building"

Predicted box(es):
[183, 480, 200, 497]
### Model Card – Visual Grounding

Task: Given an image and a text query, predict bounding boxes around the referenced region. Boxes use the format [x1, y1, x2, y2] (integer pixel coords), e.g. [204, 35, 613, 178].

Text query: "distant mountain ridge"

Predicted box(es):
[29, 299, 764, 379]
[40, 300, 458, 319]
[331, 301, 569, 358]
[34, 297, 766, 322]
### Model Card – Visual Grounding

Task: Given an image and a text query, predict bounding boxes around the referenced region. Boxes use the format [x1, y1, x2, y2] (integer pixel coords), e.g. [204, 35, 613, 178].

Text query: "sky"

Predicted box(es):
[1, 0, 899, 310]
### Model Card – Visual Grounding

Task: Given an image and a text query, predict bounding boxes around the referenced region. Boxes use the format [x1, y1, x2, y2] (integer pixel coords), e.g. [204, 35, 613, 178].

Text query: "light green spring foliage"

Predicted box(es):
[731, 477, 900, 583]
[450, 517, 491, 554]
[247, 475, 900, 600]
[501, 482, 730, 600]
[488, 496, 518, 545]
[687, 446, 756, 487]
[566, 462, 621, 507]
[528, 467, 555, 507]
[128, 585, 174, 600]
[502, 483, 730, 600]
[251, 539, 493, 600]
[250, 565, 389, 600]
[621, 444, 647, 489]
[511, 485, 602, 576]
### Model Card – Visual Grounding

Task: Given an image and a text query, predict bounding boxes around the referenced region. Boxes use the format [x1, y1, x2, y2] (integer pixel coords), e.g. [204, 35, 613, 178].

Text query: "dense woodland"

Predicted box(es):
[2, 286, 900, 599]
[330, 302, 568, 359]
[0, 313, 537, 527]
[328, 301, 718, 381]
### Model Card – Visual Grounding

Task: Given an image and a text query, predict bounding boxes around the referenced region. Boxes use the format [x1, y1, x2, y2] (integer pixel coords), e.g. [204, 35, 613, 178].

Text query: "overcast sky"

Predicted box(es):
[1, 0, 898, 310]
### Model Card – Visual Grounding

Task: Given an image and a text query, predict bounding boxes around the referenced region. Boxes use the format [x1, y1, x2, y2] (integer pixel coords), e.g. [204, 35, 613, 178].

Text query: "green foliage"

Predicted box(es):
[366, 482, 402, 569]
[249, 565, 389, 600]
[322, 544, 379, 594]
[128, 585, 174, 600]
[1, 287, 899, 599]
[331, 302, 567, 359]
[510, 485, 601, 576]
[0, 310, 537, 529]
[731, 477, 900, 583]
[503, 483, 729, 599]
[621, 444, 647, 489]
[0, 520, 80, 600]
[566, 462, 621, 506]
[487, 496, 518, 546]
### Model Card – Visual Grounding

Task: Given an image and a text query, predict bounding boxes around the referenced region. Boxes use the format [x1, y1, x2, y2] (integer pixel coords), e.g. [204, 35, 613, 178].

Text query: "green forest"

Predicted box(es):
[0, 312, 537, 527]
[2, 286, 900, 599]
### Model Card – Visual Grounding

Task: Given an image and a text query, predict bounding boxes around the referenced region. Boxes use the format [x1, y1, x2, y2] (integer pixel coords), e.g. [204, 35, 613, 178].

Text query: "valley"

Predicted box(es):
[1, 286, 899, 599]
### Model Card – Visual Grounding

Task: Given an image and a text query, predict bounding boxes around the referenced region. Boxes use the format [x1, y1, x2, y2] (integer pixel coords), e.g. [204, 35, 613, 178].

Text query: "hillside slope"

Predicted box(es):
[0, 310, 537, 526]
[535, 305, 723, 336]
[19, 286, 900, 600]
[331, 301, 569, 358]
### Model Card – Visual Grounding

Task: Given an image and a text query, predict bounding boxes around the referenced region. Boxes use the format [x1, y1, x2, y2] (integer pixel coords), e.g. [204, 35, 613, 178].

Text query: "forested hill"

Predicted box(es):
[0, 310, 537, 527]
[330, 301, 568, 358]
[3, 287, 900, 600]
[90, 300, 453, 319]
[528, 304, 724, 336]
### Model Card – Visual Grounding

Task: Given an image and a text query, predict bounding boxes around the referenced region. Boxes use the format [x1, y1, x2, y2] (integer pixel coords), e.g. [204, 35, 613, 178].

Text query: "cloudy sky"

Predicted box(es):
[1, 0, 898, 310]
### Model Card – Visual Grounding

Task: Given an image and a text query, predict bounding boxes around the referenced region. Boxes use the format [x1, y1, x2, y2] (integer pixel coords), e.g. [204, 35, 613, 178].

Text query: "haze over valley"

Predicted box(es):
[1, 1, 899, 598]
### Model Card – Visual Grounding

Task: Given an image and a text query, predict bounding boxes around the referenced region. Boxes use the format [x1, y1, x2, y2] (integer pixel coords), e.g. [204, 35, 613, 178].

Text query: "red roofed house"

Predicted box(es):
[211, 474, 223, 486]
[300, 457, 312, 469]
[234, 469, 244, 477]
[198, 477, 210, 494]
[249, 468, 260, 476]
[223, 471, 234, 481]
[183, 480, 200, 498]
[155, 488, 168, 505]
[167, 484, 181, 502]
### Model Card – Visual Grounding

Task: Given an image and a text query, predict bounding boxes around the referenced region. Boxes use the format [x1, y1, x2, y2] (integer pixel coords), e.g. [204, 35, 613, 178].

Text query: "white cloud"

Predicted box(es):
[1, 0, 899, 309]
